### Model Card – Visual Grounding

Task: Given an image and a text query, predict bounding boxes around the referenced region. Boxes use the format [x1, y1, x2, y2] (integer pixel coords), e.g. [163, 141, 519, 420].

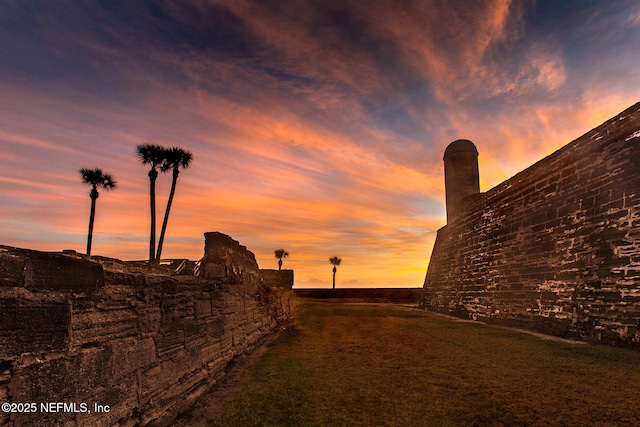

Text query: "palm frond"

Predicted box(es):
[275, 249, 289, 259]
[136, 144, 167, 167]
[80, 168, 117, 190]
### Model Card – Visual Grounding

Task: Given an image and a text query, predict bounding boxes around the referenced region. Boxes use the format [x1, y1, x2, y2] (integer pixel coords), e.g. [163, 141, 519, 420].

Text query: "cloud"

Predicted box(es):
[1, 0, 640, 286]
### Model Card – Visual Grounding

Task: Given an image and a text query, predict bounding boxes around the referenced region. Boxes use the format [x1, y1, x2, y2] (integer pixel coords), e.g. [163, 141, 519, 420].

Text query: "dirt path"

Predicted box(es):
[343, 302, 587, 345]
[172, 328, 285, 427]
[429, 311, 587, 345]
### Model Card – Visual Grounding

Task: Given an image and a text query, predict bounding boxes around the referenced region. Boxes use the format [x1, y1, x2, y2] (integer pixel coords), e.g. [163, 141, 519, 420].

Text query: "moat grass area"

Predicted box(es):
[212, 303, 640, 427]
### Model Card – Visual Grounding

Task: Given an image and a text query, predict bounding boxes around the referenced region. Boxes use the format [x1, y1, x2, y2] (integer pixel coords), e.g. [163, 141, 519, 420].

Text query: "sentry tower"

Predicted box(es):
[443, 139, 480, 224]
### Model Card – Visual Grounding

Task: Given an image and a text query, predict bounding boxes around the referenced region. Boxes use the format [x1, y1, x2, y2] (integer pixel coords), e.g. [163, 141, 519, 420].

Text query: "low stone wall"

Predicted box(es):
[295, 288, 422, 303]
[0, 234, 294, 427]
[260, 269, 294, 289]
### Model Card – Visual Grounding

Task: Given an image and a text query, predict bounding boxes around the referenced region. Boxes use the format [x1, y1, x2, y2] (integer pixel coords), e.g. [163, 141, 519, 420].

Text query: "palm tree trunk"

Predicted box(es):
[278, 259, 282, 271]
[86, 189, 98, 256]
[156, 168, 178, 262]
[332, 267, 336, 289]
[149, 169, 158, 263]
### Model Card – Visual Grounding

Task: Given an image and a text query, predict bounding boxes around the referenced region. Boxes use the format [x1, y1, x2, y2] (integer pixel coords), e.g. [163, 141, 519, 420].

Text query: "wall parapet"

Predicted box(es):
[260, 269, 294, 289]
[295, 288, 422, 302]
[0, 233, 294, 427]
[423, 102, 640, 349]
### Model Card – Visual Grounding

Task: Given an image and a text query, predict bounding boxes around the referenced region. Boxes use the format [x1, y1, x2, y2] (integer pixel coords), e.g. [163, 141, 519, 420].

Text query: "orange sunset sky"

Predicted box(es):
[2, 0, 640, 288]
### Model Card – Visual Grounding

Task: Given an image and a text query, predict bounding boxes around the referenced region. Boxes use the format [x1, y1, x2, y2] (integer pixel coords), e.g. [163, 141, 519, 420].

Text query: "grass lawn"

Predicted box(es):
[212, 303, 640, 427]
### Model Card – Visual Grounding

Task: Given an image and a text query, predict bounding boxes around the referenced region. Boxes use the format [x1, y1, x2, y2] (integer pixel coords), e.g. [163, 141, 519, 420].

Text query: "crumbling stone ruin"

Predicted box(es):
[0, 232, 294, 427]
[423, 102, 640, 348]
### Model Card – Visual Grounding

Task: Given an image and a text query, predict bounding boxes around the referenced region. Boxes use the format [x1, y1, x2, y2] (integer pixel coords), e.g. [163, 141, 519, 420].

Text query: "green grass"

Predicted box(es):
[212, 303, 640, 426]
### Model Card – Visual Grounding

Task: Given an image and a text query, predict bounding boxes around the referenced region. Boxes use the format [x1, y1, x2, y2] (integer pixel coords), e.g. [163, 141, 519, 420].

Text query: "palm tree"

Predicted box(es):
[329, 256, 342, 289]
[274, 249, 289, 271]
[156, 147, 193, 262]
[80, 168, 116, 257]
[137, 144, 167, 263]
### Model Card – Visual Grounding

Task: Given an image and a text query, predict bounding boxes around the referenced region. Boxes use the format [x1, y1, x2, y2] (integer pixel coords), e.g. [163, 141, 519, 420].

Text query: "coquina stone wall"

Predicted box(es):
[294, 288, 422, 302]
[423, 102, 640, 348]
[0, 232, 294, 427]
[260, 269, 294, 289]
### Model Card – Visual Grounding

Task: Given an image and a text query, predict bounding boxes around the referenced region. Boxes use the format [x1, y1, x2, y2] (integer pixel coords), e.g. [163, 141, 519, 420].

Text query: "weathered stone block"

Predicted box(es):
[200, 341, 222, 363]
[0, 253, 28, 286]
[161, 292, 195, 329]
[260, 269, 294, 289]
[0, 299, 71, 358]
[110, 337, 157, 379]
[141, 359, 183, 402]
[203, 317, 225, 337]
[69, 347, 113, 394]
[210, 289, 226, 309]
[71, 308, 138, 347]
[155, 329, 185, 357]
[75, 376, 137, 427]
[199, 232, 262, 289]
[16, 249, 105, 291]
[133, 306, 160, 335]
[194, 295, 212, 319]
[8, 348, 107, 408]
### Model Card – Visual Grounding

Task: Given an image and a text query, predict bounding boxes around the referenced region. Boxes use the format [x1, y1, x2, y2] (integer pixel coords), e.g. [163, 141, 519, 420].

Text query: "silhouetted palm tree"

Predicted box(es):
[80, 168, 116, 257]
[137, 144, 167, 263]
[156, 147, 193, 262]
[274, 249, 289, 271]
[329, 256, 342, 289]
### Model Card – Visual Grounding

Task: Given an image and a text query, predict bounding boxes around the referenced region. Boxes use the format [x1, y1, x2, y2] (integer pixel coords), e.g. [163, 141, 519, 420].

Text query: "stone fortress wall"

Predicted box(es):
[423, 102, 640, 348]
[0, 232, 294, 427]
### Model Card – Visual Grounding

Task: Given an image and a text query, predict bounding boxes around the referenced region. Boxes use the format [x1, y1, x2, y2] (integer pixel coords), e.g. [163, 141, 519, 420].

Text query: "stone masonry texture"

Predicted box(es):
[0, 233, 294, 427]
[260, 270, 294, 289]
[423, 102, 640, 348]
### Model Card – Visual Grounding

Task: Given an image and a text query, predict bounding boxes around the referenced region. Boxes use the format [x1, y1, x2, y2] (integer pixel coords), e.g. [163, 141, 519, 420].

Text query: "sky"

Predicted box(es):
[1, 0, 640, 288]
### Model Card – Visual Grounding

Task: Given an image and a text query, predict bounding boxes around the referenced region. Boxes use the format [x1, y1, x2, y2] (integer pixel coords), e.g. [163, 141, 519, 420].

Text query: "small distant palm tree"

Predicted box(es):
[329, 256, 342, 289]
[137, 144, 167, 263]
[274, 249, 289, 271]
[80, 168, 116, 256]
[156, 147, 193, 262]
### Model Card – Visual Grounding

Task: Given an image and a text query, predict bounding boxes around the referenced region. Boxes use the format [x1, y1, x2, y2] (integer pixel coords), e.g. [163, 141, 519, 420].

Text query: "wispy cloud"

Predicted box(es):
[1, 0, 640, 287]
